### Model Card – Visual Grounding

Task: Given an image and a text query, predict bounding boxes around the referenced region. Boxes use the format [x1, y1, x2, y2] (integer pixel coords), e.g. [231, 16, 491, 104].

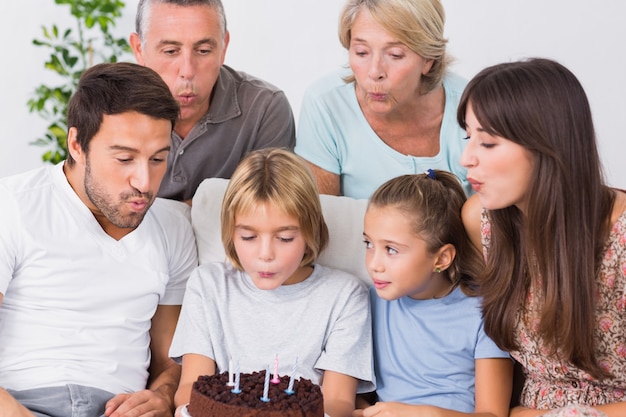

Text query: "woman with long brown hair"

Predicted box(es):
[460, 58, 626, 417]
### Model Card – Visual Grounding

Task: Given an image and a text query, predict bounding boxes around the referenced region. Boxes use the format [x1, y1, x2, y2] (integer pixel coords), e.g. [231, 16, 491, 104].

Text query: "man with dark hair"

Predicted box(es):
[130, 0, 296, 203]
[0, 62, 198, 417]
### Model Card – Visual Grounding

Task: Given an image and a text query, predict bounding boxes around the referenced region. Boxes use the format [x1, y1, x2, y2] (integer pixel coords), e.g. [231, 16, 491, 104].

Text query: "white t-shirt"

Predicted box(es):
[0, 163, 198, 394]
[169, 262, 375, 393]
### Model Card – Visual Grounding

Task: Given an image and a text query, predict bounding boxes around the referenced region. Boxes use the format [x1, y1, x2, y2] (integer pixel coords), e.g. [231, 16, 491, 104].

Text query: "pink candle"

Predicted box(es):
[271, 354, 280, 384]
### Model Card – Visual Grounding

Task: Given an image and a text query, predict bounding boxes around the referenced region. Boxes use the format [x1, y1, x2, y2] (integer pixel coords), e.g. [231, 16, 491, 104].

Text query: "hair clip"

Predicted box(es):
[425, 169, 436, 180]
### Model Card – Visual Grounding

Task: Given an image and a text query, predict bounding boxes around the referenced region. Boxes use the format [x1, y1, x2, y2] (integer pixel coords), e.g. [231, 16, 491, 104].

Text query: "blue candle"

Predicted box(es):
[231, 362, 241, 394]
[285, 357, 298, 395]
[260, 364, 271, 402]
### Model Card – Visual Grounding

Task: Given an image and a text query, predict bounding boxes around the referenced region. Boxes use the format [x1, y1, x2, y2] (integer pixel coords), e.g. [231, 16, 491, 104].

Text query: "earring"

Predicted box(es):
[435, 267, 441, 273]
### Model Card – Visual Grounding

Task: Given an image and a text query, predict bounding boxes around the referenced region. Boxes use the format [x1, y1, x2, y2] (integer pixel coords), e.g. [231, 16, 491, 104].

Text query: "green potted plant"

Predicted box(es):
[28, 0, 132, 164]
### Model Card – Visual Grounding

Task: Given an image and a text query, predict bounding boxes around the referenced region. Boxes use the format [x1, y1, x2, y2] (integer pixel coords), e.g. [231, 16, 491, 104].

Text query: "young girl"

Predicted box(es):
[460, 59, 626, 417]
[356, 171, 512, 417]
[169, 148, 374, 417]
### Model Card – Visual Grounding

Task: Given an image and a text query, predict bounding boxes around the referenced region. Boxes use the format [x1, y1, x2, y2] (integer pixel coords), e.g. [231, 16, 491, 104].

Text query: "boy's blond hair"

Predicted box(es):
[221, 148, 329, 270]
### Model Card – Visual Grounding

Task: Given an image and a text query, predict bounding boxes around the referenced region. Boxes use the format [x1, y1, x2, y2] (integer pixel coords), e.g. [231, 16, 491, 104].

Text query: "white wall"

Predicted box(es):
[2, 1, 625, 188]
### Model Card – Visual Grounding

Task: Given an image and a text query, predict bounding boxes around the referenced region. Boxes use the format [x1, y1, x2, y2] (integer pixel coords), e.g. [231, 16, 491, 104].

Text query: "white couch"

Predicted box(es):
[188, 178, 371, 286]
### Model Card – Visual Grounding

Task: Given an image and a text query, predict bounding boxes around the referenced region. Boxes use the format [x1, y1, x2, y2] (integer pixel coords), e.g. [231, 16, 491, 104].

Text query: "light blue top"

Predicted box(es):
[370, 286, 510, 412]
[295, 68, 471, 199]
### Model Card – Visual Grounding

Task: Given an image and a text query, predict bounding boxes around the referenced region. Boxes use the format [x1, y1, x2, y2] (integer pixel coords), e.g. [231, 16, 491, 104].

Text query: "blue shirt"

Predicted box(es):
[370, 287, 510, 412]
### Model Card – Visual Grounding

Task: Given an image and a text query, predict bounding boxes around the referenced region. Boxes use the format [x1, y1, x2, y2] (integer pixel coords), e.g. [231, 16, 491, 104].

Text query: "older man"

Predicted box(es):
[130, 0, 296, 203]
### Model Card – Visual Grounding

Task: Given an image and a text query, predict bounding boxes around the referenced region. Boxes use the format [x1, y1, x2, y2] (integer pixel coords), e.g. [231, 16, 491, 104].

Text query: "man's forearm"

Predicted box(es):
[148, 360, 182, 411]
[0, 388, 37, 417]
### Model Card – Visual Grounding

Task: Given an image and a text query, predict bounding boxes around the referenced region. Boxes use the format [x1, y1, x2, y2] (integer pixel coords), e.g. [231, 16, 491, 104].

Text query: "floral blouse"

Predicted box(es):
[481, 209, 626, 414]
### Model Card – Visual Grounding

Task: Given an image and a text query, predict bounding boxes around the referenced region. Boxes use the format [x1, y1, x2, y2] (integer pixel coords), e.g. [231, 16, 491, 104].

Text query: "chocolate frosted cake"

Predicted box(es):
[187, 370, 324, 417]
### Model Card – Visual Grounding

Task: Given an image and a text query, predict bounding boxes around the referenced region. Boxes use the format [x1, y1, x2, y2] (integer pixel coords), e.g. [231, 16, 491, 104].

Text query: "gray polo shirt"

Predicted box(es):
[158, 65, 295, 201]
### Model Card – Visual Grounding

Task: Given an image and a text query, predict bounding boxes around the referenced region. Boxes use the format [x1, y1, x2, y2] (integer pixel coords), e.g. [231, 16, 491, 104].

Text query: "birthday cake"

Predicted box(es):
[187, 370, 324, 417]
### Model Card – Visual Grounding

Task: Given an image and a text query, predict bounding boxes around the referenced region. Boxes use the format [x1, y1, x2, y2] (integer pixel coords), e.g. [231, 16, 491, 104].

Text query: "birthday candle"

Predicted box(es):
[231, 362, 241, 394]
[271, 354, 280, 384]
[285, 357, 298, 395]
[227, 358, 234, 386]
[260, 364, 271, 402]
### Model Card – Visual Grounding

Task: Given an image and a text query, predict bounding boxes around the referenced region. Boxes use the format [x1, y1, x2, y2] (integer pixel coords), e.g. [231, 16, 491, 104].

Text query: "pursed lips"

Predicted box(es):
[177, 93, 196, 105]
[367, 92, 387, 101]
[127, 201, 148, 212]
[372, 278, 390, 289]
[467, 176, 483, 192]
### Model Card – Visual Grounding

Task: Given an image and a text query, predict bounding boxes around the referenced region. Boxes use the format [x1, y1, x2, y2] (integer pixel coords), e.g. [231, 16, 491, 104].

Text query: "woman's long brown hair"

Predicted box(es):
[457, 58, 615, 379]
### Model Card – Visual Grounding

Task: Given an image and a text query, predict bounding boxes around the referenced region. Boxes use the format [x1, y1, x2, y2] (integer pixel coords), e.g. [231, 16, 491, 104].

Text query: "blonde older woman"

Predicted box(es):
[295, 0, 469, 199]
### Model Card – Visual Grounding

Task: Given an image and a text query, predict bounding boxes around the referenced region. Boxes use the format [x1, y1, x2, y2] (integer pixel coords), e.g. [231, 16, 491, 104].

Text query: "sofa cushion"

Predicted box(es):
[191, 178, 371, 286]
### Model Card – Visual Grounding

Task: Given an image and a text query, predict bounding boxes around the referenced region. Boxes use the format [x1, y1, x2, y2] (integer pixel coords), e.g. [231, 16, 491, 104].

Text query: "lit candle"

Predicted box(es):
[260, 364, 271, 402]
[285, 357, 298, 395]
[271, 354, 280, 384]
[227, 358, 234, 387]
[231, 362, 241, 394]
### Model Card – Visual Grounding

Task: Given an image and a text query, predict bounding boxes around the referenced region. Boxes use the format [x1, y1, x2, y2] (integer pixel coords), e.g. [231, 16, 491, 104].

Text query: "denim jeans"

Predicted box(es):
[8, 385, 114, 417]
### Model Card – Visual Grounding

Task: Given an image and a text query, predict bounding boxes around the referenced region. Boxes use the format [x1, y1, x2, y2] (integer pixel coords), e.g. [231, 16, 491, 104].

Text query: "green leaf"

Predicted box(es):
[101, 4, 115, 13]
[37, 98, 47, 111]
[31, 138, 50, 147]
[86, 16, 96, 29]
[49, 126, 66, 139]
[52, 151, 65, 164]
[98, 16, 111, 31]
[42, 150, 53, 162]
